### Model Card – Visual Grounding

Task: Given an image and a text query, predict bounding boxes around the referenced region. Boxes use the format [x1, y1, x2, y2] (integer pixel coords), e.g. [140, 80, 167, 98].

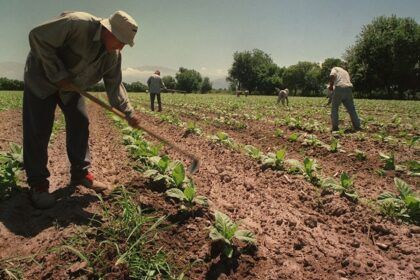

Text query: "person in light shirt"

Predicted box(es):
[328, 64, 361, 132]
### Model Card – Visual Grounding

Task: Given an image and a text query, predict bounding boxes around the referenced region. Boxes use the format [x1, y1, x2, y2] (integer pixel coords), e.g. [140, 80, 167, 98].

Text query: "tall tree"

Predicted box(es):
[283, 62, 322, 96]
[200, 77, 212, 93]
[345, 15, 420, 99]
[162, 75, 176, 90]
[227, 49, 280, 93]
[175, 67, 202, 93]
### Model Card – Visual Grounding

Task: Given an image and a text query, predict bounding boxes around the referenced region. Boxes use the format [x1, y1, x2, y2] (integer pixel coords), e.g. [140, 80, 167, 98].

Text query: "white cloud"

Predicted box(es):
[122, 67, 154, 83]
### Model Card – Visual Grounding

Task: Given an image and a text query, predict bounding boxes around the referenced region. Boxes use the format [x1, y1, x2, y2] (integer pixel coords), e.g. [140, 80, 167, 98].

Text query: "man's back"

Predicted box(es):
[147, 74, 164, 93]
[330, 67, 353, 88]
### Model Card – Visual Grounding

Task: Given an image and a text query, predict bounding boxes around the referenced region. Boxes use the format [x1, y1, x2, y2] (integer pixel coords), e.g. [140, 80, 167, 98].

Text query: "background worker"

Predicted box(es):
[147, 70, 167, 111]
[24, 10, 141, 209]
[276, 87, 289, 106]
[329, 64, 361, 132]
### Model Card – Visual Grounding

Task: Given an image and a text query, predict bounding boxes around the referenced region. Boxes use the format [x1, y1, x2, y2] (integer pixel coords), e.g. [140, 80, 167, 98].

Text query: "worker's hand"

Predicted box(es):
[127, 113, 141, 128]
[57, 79, 78, 92]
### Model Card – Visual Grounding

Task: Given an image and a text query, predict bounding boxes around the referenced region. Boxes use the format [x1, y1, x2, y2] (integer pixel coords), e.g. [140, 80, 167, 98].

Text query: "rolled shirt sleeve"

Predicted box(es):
[103, 53, 134, 117]
[28, 16, 72, 83]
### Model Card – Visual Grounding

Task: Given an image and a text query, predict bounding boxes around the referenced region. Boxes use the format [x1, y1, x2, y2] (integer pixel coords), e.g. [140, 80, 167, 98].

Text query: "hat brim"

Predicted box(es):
[100, 18, 134, 47]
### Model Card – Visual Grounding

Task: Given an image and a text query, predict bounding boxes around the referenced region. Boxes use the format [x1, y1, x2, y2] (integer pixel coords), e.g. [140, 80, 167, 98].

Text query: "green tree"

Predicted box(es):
[175, 67, 202, 93]
[129, 81, 148, 92]
[345, 15, 420, 99]
[227, 49, 281, 94]
[200, 77, 212, 93]
[283, 62, 322, 96]
[88, 82, 105, 92]
[256, 64, 285, 94]
[320, 58, 343, 83]
[162, 75, 176, 90]
[0, 77, 24, 90]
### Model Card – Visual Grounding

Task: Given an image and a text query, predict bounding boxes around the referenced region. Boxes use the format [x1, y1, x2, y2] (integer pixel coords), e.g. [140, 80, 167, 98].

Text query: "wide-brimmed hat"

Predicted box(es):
[101, 10, 138, 47]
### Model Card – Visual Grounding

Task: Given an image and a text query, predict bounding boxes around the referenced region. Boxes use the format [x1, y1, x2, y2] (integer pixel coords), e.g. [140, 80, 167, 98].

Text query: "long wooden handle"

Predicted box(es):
[78, 90, 200, 174]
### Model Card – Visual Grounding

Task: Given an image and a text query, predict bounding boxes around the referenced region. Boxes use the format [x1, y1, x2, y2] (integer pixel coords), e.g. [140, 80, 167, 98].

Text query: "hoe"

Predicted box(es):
[76, 89, 200, 174]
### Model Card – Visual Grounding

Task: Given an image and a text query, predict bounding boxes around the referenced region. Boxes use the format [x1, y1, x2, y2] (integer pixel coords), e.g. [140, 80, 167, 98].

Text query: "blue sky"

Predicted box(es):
[0, 0, 419, 83]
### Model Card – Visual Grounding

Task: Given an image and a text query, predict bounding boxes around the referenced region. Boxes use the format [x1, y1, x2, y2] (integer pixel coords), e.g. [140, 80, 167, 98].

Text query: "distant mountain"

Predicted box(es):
[0, 61, 229, 89]
[0, 62, 24, 80]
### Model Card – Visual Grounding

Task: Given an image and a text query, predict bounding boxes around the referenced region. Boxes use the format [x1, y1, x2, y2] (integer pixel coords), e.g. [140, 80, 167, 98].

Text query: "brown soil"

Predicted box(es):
[0, 103, 419, 280]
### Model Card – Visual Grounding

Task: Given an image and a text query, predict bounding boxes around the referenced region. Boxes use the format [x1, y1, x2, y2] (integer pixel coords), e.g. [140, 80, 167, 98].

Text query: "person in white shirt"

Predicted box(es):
[329, 65, 361, 132]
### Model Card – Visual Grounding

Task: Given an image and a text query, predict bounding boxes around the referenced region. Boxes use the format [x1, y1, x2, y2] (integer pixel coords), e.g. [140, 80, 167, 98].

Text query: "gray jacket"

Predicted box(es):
[25, 11, 133, 116]
[147, 74, 166, 94]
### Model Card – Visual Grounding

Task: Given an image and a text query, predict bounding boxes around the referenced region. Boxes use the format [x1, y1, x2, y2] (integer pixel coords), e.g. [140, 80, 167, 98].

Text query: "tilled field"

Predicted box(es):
[0, 93, 419, 280]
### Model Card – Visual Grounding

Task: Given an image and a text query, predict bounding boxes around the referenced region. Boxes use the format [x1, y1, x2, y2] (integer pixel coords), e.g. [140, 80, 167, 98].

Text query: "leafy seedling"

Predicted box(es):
[321, 173, 358, 200]
[209, 211, 256, 258]
[244, 145, 262, 160]
[379, 152, 395, 170]
[377, 178, 419, 223]
[166, 181, 208, 211]
[261, 149, 286, 170]
[288, 133, 299, 142]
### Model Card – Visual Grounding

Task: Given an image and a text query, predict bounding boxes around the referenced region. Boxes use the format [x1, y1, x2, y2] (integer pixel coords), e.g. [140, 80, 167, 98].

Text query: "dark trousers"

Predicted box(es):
[23, 87, 90, 188]
[149, 92, 161, 111]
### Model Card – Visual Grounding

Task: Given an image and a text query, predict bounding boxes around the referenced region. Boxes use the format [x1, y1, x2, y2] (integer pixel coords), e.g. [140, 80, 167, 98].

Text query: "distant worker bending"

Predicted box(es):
[329, 64, 361, 132]
[276, 87, 289, 106]
[147, 70, 166, 112]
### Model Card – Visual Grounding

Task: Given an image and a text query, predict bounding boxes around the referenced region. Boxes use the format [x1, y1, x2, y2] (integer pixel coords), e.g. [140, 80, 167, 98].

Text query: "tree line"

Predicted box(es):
[0, 68, 214, 94]
[227, 15, 419, 99]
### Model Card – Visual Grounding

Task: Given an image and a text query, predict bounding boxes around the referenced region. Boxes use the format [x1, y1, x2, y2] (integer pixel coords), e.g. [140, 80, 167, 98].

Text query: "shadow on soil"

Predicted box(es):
[205, 241, 257, 280]
[0, 186, 98, 237]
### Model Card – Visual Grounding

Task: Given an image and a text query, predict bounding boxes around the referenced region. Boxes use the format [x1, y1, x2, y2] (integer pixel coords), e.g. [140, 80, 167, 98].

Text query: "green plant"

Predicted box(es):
[166, 181, 208, 211]
[408, 135, 419, 148]
[377, 178, 419, 223]
[354, 149, 367, 161]
[329, 138, 339, 153]
[144, 158, 187, 188]
[0, 143, 23, 201]
[209, 211, 255, 258]
[185, 122, 202, 135]
[288, 132, 299, 142]
[274, 129, 284, 138]
[210, 132, 235, 148]
[261, 149, 286, 170]
[302, 158, 319, 185]
[404, 160, 420, 176]
[244, 145, 262, 160]
[285, 116, 302, 129]
[284, 159, 302, 174]
[321, 173, 359, 200]
[379, 152, 395, 170]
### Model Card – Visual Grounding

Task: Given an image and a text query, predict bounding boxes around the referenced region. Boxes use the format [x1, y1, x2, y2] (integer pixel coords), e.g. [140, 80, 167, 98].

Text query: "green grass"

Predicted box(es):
[0, 91, 22, 112]
[63, 187, 180, 279]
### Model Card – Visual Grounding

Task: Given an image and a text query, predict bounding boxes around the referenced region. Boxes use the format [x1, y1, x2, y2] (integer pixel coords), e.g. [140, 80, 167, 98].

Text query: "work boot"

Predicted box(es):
[70, 172, 112, 193]
[30, 182, 56, 209]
